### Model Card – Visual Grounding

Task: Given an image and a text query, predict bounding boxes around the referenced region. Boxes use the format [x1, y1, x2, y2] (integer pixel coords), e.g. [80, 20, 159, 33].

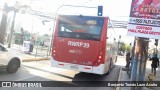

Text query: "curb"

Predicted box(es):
[116, 67, 122, 90]
[22, 58, 50, 62]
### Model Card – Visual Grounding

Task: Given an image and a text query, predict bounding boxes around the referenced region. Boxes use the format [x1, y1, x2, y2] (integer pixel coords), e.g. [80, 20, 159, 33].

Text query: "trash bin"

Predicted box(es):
[22, 41, 30, 53]
[29, 44, 34, 52]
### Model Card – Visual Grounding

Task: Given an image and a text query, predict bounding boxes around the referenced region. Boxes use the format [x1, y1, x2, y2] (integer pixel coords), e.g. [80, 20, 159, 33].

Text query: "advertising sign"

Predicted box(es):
[127, 0, 160, 39]
[22, 41, 30, 53]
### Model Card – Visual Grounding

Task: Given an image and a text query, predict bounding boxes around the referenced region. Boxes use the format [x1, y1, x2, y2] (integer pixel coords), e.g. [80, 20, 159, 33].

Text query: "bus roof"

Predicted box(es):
[57, 15, 109, 18]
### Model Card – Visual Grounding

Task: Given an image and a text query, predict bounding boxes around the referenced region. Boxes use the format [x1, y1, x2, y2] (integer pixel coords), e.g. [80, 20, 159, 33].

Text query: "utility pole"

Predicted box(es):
[130, 37, 149, 90]
[117, 35, 121, 54]
[0, 4, 9, 44]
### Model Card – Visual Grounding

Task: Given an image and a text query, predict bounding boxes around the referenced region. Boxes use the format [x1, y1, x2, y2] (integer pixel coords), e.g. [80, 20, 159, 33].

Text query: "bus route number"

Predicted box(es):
[86, 20, 97, 25]
[68, 41, 90, 48]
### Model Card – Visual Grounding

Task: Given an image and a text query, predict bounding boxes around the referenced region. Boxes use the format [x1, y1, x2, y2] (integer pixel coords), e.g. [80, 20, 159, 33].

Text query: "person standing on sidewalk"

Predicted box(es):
[150, 54, 159, 76]
[125, 51, 131, 68]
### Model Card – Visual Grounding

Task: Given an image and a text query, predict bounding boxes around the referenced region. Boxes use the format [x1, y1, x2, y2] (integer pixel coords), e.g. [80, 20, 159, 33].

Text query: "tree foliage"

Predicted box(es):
[119, 42, 131, 53]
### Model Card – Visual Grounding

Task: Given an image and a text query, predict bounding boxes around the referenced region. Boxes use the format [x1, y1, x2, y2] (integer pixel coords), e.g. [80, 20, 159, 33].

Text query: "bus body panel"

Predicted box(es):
[55, 37, 103, 66]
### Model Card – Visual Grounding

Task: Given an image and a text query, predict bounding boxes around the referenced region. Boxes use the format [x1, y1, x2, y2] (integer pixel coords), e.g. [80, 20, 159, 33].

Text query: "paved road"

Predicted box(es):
[0, 56, 126, 90]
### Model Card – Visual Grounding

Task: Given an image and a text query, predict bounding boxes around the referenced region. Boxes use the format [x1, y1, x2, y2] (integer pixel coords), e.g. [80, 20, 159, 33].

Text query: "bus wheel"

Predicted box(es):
[106, 58, 112, 75]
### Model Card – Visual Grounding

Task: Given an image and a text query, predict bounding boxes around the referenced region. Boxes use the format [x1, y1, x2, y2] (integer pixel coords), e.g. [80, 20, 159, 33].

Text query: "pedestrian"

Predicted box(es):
[150, 54, 159, 76]
[125, 51, 131, 68]
[40, 41, 44, 47]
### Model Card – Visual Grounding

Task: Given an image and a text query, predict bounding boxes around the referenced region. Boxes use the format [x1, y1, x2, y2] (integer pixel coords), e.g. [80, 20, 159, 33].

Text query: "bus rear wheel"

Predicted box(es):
[106, 58, 113, 75]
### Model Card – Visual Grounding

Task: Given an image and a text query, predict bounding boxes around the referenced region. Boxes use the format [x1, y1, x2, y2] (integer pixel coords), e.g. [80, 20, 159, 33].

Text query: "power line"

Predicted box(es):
[111, 20, 128, 29]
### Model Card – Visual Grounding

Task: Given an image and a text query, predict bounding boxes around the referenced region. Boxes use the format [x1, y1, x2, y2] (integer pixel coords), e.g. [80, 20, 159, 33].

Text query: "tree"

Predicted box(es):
[119, 42, 131, 53]
[0, 2, 31, 45]
[0, 4, 10, 44]
[125, 44, 131, 52]
[119, 42, 126, 53]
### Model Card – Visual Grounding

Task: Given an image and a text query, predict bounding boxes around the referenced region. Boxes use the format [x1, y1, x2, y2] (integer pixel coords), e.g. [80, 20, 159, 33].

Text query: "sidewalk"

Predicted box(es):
[6, 44, 50, 62]
[119, 60, 160, 90]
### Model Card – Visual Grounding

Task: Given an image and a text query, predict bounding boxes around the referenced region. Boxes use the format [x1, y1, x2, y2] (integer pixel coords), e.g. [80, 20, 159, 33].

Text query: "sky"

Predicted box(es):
[29, 0, 132, 17]
[2, 0, 134, 44]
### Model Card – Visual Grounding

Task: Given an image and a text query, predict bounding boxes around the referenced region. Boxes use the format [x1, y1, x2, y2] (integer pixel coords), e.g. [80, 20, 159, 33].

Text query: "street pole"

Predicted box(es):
[117, 35, 121, 54]
[0, 4, 9, 44]
[31, 15, 34, 42]
[130, 37, 149, 90]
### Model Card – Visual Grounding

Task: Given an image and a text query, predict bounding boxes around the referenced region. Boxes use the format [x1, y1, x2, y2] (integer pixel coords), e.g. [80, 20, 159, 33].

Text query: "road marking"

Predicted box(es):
[116, 67, 122, 90]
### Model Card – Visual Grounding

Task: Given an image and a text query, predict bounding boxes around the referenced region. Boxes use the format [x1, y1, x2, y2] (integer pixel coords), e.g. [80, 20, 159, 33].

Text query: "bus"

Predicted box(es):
[51, 15, 117, 75]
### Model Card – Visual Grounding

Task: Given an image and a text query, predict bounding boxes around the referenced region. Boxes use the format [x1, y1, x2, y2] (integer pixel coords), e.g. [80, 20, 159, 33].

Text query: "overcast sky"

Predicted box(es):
[1, 0, 134, 44]
[29, 0, 132, 18]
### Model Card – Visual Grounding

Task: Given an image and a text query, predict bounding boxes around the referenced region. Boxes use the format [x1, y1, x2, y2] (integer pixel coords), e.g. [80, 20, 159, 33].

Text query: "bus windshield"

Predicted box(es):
[57, 15, 104, 41]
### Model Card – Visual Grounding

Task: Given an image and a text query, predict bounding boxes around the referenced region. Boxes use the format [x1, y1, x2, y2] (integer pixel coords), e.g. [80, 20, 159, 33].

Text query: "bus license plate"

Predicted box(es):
[70, 65, 78, 70]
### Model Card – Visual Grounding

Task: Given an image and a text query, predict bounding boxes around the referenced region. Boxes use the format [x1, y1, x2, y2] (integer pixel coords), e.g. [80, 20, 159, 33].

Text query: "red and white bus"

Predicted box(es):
[51, 15, 117, 75]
